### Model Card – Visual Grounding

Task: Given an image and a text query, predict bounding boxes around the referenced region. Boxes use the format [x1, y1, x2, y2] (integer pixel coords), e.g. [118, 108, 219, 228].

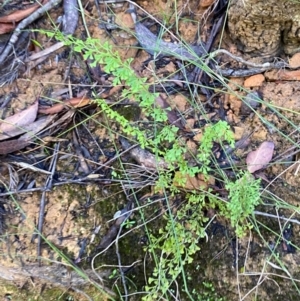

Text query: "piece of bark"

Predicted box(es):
[0, 264, 114, 296]
[119, 137, 168, 169]
[62, 0, 79, 35]
[0, 139, 31, 155]
[0, 0, 48, 23]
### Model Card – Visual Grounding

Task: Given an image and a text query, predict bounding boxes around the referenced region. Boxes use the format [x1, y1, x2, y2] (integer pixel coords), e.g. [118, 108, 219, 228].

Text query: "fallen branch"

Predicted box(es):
[254, 211, 300, 225]
[62, 0, 79, 35]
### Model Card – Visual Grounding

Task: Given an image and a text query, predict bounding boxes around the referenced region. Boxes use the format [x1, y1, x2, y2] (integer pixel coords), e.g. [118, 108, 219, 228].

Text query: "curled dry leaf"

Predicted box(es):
[155, 94, 183, 129]
[246, 141, 274, 173]
[0, 114, 55, 141]
[0, 0, 48, 23]
[0, 115, 56, 155]
[38, 97, 90, 114]
[0, 101, 38, 138]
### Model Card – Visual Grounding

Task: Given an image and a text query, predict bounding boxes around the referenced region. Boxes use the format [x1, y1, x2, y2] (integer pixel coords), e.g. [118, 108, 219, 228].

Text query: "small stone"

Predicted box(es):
[228, 93, 242, 112]
[289, 52, 300, 68]
[244, 74, 265, 87]
[240, 91, 261, 115]
[265, 69, 300, 81]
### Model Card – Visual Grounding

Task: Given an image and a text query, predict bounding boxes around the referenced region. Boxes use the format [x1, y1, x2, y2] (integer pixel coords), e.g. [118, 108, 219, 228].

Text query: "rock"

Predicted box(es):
[240, 91, 261, 115]
[227, 0, 300, 57]
[289, 52, 300, 68]
[244, 74, 265, 87]
[115, 12, 134, 29]
[265, 69, 300, 81]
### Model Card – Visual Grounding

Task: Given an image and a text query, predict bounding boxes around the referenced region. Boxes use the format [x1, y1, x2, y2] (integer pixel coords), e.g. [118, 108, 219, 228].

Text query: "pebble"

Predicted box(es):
[244, 74, 265, 87]
[289, 52, 300, 68]
[240, 91, 261, 115]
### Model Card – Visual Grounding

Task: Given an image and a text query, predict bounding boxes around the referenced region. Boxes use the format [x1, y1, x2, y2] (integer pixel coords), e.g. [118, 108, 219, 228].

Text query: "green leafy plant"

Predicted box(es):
[143, 193, 208, 300]
[198, 120, 235, 175]
[43, 31, 262, 299]
[225, 172, 261, 237]
[43, 30, 235, 176]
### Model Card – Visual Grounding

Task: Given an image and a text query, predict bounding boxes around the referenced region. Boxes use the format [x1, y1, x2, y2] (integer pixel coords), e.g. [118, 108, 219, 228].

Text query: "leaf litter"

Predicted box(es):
[0, 101, 38, 139]
[246, 141, 275, 173]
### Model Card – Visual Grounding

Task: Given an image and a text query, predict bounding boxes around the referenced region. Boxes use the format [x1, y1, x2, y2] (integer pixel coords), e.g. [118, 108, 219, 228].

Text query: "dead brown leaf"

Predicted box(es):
[0, 111, 74, 155]
[0, 115, 55, 141]
[246, 141, 274, 173]
[0, 0, 48, 23]
[155, 94, 183, 129]
[0, 23, 16, 34]
[0, 115, 56, 154]
[21, 115, 57, 139]
[38, 97, 90, 114]
[173, 172, 215, 190]
[100, 85, 123, 99]
[0, 102, 38, 138]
